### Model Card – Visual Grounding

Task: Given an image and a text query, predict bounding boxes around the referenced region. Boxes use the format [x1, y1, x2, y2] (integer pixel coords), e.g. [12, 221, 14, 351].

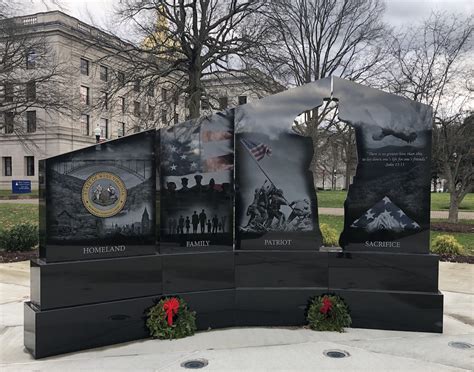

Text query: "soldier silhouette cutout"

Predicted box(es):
[180, 178, 189, 192]
[192, 175, 204, 193]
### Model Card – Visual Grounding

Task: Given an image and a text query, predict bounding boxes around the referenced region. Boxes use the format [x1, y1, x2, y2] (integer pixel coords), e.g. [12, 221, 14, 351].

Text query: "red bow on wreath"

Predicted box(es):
[163, 297, 180, 326]
[320, 296, 333, 315]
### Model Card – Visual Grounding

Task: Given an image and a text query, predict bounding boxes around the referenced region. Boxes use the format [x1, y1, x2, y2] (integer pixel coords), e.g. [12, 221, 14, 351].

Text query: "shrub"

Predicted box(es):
[0, 223, 38, 252]
[146, 297, 196, 340]
[320, 223, 339, 246]
[431, 234, 464, 255]
[307, 294, 352, 332]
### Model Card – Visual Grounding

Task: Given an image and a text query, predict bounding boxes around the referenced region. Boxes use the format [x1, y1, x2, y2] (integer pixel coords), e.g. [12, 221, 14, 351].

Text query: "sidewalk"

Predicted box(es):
[0, 261, 473, 371]
[2, 199, 473, 219]
[319, 207, 474, 220]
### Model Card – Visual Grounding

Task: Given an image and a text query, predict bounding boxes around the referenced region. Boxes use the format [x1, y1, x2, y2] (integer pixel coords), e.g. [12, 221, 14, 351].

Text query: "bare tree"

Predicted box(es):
[256, 0, 388, 87]
[249, 0, 388, 187]
[97, 0, 270, 121]
[385, 12, 473, 221]
[433, 112, 473, 222]
[385, 12, 472, 116]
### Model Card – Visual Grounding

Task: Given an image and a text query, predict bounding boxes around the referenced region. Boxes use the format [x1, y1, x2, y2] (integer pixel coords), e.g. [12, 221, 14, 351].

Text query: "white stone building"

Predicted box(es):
[0, 11, 273, 190]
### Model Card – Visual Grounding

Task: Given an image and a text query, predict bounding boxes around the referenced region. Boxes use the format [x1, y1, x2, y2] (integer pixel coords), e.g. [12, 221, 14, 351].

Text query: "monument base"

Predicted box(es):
[24, 286, 443, 359]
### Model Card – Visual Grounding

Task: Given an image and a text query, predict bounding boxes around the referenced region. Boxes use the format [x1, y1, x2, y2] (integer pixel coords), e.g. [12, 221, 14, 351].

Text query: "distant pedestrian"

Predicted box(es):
[94, 125, 101, 143]
[207, 219, 212, 233]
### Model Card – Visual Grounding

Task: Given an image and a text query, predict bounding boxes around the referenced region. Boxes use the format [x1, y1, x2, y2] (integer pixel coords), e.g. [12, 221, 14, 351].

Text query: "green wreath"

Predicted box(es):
[146, 297, 197, 340]
[307, 294, 352, 332]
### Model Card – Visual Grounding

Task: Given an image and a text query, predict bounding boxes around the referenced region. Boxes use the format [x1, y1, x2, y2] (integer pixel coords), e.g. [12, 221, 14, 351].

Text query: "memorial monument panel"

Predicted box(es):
[159, 112, 234, 253]
[39, 131, 156, 262]
[235, 78, 332, 250]
[334, 78, 432, 253]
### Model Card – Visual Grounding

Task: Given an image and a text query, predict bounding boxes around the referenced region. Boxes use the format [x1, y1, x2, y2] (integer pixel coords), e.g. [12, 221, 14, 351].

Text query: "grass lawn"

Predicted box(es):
[0, 189, 38, 197]
[0, 204, 39, 230]
[1, 204, 472, 255]
[431, 192, 474, 211]
[1, 189, 472, 211]
[317, 190, 474, 211]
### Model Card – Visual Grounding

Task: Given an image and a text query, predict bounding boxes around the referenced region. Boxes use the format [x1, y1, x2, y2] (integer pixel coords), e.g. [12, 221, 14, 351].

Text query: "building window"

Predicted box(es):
[119, 97, 125, 114]
[219, 96, 228, 110]
[147, 83, 155, 97]
[174, 112, 179, 124]
[173, 92, 179, 106]
[26, 49, 36, 69]
[117, 71, 125, 85]
[100, 65, 108, 82]
[161, 109, 167, 125]
[148, 105, 155, 120]
[103, 91, 109, 110]
[81, 114, 90, 135]
[201, 97, 210, 110]
[134, 80, 140, 92]
[100, 118, 108, 139]
[238, 95, 247, 105]
[25, 156, 35, 176]
[134, 101, 140, 116]
[118, 122, 125, 137]
[161, 88, 167, 101]
[27, 111, 36, 133]
[4, 112, 14, 133]
[26, 80, 36, 101]
[4, 82, 13, 102]
[3, 157, 12, 176]
[80, 86, 90, 105]
[184, 95, 189, 108]
[80, 58, 89, 75]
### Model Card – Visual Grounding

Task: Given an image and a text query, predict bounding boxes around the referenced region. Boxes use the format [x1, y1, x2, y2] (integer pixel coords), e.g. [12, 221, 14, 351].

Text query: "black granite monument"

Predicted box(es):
[25, 77, 443, 359]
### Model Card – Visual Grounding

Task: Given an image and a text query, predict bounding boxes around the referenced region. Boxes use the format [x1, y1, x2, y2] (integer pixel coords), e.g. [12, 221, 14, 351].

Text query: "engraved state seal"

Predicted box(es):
[81, 172, 127, 218]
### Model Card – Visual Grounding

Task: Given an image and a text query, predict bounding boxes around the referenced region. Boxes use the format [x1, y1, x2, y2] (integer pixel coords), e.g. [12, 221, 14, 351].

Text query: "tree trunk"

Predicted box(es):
[448, 192, 459, 223]
[188, 63, 202, 119]
[344, 154, 351, 190]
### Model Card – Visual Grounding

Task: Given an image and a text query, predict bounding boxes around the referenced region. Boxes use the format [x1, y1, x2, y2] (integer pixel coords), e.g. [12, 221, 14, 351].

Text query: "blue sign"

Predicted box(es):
[12, 180, 32, 194]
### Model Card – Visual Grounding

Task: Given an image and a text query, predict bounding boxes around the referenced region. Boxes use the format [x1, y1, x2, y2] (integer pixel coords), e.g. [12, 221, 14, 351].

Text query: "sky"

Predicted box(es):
[384, 0, 473, 26]
[27, 0, 474, 30]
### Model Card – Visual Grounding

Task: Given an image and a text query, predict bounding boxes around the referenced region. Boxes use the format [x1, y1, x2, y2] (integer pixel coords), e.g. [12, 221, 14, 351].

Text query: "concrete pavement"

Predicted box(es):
[0, 261, 473, 371]
[318, 207, 474, 220]
[0, 199, 39, 204]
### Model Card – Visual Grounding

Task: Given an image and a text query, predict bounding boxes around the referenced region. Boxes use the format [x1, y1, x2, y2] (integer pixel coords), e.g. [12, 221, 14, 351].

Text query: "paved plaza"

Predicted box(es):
[0, 261, 472, 371]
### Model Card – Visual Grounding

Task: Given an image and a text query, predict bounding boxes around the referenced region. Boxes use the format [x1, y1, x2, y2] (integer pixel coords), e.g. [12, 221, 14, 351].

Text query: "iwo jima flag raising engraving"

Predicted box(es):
[160, 111, 234, 252]
[240, 138, 272, 161]
[238, 133, 315, 240]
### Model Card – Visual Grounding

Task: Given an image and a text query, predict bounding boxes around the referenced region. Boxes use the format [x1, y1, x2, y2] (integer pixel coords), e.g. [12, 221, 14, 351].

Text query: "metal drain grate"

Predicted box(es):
[323, 349, 350, 358]
[181, 359, 209, 369]
[448, 341, 472, 350]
